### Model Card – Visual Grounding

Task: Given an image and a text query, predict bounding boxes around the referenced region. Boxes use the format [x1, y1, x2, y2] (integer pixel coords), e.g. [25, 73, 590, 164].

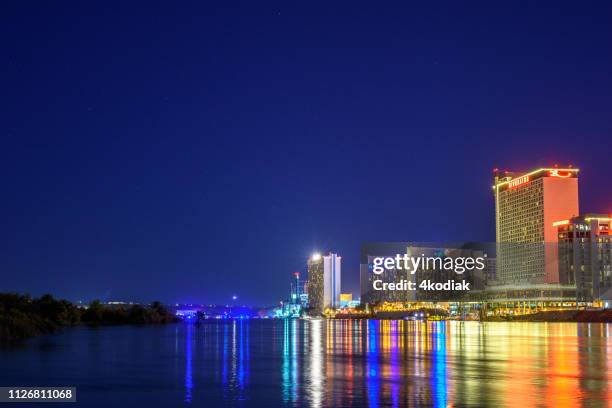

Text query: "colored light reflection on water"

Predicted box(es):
[165, 320, 612, 406]
[431, 321, 447, 408]
[3, 320, 612, 406]
[219, 320, 250, 401]
[184, 322, 193, 403]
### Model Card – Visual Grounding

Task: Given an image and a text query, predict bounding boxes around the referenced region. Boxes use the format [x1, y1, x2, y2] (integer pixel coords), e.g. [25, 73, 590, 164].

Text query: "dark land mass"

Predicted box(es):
[0, 293, 178, 343]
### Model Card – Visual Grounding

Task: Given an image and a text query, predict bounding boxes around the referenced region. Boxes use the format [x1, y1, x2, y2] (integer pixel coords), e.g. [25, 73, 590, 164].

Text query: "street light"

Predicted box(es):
[312, 252, 321, 261]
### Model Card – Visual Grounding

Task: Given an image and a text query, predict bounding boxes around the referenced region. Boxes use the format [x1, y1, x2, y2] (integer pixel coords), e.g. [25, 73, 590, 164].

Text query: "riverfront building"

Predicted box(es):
[323, 253, 342, 309]
[289, 272, 309, 308]
[338, 293, 352, 308]
[360, 254, 416, 304]
[493, 167, 579, 284]
[307, 253, 324, 314]
[556, 214, 612, 304]
[359, 245, 492, 305]
[307, 251, 341, 313]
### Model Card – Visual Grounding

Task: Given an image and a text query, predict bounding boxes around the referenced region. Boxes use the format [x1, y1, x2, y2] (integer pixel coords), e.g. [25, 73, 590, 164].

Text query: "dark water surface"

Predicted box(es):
[1, 320, 611, 407]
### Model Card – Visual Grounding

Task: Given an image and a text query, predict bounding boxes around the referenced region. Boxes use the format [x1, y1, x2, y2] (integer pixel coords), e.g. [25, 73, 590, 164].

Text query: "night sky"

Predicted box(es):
[2, 2, 611, 305]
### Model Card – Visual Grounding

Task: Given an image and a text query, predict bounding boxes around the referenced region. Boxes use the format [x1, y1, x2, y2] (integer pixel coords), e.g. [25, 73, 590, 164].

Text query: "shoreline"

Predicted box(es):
[325, 309, 612, 323]
[0, 293, 179, 344]
[482, 310, 612, 323]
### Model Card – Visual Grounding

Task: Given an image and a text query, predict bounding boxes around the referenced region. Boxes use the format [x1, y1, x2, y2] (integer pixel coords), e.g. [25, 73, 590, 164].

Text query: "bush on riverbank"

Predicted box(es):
[0, 293, 81, 342]
[80, 300, 176, 324]
[0, 293, 177, 342]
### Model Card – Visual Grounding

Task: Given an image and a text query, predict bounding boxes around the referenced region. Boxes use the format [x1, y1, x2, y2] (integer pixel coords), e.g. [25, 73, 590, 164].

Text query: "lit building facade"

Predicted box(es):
[360, 256, 414, 304]
[307, 252, 342, 313]
[485, 257, 497, 282]
[359, 244, 490, 304]
[290, 272, 308, 307]
[556, 214, 612, 304]
[407, 246, 489, 300]
[493, 167, 579, 284]
[360, 261, 373, 304]
[323, 252, 341, 309]
[307, 254, 324, 314]
[338, 293, 352, 308]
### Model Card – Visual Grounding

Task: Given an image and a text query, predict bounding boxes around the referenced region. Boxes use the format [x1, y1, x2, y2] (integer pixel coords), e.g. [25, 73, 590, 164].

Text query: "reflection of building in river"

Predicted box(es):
[282, 319, 299, 404]
[179, 318, 612, 405]
[308, 319, 324, 407]
[220, 320, 250, 401]
[184, 323, 193, 403]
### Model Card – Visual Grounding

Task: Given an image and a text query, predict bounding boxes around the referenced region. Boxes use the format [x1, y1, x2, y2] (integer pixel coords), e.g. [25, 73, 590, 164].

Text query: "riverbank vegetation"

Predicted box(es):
[0, 293, 177, 343]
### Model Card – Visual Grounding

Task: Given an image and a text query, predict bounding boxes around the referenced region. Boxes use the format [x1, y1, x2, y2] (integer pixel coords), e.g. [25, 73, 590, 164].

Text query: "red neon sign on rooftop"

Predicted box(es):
[548, 169, 573, 178]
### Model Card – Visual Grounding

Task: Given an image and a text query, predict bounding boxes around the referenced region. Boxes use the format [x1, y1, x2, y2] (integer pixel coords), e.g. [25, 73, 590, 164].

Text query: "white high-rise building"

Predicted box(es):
[323, 252, 341, 308]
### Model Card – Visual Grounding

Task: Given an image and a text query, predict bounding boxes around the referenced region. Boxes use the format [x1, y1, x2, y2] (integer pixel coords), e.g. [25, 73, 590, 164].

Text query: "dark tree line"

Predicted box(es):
[0, 293, 177, 342]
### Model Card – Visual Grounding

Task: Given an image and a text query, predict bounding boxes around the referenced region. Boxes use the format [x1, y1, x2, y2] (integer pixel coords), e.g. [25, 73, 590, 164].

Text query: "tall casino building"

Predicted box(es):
[322, 252, 341, 309]
[493, 167, 579, 285]
[307, 253, 324, 314]
[307, 252, 341, 313]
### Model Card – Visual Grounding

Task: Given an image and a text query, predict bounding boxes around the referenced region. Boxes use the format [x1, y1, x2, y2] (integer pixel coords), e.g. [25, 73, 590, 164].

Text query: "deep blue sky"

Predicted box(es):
[2, 2, 611, 305]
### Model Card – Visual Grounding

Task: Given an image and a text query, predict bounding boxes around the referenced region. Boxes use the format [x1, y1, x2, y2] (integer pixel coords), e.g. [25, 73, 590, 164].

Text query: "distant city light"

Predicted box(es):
[312, 252, 321, 261]
[232, 295, 237, 300]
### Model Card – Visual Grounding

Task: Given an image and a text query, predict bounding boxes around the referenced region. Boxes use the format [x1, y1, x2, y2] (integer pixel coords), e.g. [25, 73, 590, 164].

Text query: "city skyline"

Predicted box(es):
[3, 2, 612, 305]
[4, 4, 612, 408]
[4, 161, 610, 307]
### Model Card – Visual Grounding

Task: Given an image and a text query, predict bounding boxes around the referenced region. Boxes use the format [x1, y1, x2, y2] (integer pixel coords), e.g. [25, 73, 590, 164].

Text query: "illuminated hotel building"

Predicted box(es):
[308, 252, 341, 313]
[307, 254, 324, 314]
[493, 167, 579, 284]
[323, 252, 341, 309]
[556, 215, 612, 304]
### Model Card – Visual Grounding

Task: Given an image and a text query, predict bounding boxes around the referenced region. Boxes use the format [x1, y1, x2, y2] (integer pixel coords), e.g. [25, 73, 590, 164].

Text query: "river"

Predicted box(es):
[1, 320, 611, 406]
